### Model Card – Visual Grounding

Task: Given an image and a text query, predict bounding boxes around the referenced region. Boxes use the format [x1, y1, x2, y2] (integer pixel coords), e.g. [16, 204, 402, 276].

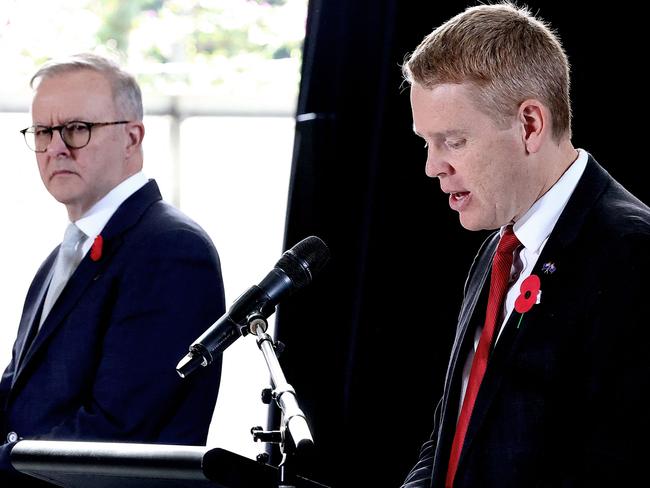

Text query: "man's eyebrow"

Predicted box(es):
[33, 118, 85, 127]
[412, 127, 467, 138]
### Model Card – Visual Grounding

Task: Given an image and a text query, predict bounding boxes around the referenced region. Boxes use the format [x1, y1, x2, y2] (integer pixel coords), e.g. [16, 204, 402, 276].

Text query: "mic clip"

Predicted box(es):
[247, 312, 269, 335]
[245, 310, 288, 356]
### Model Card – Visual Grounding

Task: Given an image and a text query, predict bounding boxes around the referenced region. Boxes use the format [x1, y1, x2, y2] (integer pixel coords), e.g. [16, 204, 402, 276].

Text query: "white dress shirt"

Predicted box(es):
[74, 171, 149, 254]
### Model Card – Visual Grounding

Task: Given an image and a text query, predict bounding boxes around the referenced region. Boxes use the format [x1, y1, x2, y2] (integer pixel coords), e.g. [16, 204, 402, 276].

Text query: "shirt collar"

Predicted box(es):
[507, 148, 589, 252]
[74, 171, 148, 240]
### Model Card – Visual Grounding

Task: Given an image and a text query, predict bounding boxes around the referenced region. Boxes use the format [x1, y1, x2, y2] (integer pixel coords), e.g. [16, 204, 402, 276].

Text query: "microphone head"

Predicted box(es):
[276, 236, 330, 289]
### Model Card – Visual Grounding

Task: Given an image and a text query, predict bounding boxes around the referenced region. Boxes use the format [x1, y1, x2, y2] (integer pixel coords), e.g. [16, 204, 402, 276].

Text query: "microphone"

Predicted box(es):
[176, 235, 330, 378]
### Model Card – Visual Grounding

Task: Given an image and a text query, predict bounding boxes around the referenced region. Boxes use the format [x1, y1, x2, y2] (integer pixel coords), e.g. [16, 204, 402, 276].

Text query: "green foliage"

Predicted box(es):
[88, 0, 304, 62]
[2, 0, 306, 96]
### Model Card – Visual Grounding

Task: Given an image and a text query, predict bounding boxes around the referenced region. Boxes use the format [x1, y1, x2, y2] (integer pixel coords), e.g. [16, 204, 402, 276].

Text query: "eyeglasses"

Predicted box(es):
[20, 120, 130, 153]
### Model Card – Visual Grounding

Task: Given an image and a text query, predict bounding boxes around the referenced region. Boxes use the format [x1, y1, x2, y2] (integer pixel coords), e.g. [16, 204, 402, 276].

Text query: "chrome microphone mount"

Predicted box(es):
[246, 312, 314, 488]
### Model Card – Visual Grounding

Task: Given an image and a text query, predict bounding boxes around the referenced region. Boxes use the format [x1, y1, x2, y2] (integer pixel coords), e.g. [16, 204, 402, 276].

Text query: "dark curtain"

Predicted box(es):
[273, 2, 648, 487]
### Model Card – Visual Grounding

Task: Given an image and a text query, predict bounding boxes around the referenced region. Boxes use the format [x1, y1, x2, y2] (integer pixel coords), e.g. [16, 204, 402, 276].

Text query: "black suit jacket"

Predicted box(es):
[403, 156, 650, 487]
[0, 180, 225, 479]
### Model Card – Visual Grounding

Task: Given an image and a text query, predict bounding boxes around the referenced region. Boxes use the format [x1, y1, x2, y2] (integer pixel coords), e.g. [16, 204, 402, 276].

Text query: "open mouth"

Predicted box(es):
[448, 191, 471, 211]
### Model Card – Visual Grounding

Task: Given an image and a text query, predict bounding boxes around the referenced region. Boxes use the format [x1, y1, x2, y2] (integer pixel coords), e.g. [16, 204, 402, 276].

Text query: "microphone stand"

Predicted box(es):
[246, 312, 314, 488]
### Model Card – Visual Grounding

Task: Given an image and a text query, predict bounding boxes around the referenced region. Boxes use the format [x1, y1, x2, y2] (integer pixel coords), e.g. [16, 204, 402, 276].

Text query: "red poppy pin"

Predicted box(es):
[90, 235, 103, 261]
[515, 274, 541, 328]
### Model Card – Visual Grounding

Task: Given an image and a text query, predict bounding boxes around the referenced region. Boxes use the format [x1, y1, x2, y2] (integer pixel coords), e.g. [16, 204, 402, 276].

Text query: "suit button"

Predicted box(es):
[6, 431, 19, 443]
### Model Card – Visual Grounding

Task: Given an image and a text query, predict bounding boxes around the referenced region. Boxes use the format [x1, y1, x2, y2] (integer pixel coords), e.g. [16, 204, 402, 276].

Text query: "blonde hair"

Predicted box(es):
[403, 2, 571, 140]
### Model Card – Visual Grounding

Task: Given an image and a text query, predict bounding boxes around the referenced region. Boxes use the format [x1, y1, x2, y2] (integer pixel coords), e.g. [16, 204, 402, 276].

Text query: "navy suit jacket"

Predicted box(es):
[402, 156, 650, 487]
[0, 180, 225, 479]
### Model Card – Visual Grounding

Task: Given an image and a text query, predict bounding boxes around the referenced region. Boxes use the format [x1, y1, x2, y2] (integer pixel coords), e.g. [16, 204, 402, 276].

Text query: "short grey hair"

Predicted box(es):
[31, 53, 143, 120]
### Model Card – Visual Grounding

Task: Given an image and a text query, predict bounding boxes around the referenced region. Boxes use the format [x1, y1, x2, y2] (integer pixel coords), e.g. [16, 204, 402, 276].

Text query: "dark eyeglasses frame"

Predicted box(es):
[20, 120, 131, 153]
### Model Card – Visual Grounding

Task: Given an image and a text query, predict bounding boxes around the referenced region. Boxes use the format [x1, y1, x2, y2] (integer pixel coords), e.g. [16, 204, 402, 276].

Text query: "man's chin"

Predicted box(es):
[458, 214, 482, 231]
[458, 214, 500, 232]
[48, 191, 80, 213]
[49, 191, 76, 205]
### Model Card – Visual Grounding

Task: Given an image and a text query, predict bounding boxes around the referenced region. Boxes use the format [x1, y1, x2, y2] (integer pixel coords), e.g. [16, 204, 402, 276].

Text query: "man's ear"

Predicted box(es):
[124, 121, 145, 157]
[518, 99, 548, 154]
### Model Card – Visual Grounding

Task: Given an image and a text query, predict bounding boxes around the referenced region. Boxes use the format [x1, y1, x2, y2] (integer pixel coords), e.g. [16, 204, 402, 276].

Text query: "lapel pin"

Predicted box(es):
[541, 262, 556, 274]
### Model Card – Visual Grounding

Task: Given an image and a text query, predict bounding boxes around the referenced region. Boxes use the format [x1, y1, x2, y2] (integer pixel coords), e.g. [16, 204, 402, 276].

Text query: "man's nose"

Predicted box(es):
[45, 130, 71, 157]
[425, 147, 454, 178]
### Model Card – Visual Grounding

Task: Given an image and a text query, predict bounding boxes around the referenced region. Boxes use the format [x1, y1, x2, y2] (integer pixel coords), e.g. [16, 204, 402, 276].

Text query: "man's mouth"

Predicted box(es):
[448, 191, 471, 212]
[450, 191, 470, 201]
[51, 169, 76, 177]
[49, 169, 78, 181]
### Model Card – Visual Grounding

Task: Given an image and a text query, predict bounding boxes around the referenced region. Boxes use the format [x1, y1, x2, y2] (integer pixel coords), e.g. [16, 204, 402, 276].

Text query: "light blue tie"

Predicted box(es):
[40, 223, 86, 327]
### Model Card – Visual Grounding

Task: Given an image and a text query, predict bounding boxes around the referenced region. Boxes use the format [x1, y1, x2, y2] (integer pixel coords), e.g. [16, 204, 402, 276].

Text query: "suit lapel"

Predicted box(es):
[13, 180, 163, 385]
[430, 232, 498, 484]
[13, 251, 57, 372]
[443, 235, 497, 413]
[458, 156, 611, 464]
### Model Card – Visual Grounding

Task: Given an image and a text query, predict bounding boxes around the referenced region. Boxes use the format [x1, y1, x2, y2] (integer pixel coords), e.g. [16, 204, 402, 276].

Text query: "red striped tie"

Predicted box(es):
[446, 225, 520, 487]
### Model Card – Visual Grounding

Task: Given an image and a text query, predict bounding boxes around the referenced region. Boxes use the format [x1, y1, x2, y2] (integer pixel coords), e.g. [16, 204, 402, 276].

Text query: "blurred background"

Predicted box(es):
[1, 1, 648, 487]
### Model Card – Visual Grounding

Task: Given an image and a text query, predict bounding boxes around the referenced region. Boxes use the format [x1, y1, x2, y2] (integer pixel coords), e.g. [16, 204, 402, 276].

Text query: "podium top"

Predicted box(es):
[12, 440, 209, 480]
[11, 440, 329, 488]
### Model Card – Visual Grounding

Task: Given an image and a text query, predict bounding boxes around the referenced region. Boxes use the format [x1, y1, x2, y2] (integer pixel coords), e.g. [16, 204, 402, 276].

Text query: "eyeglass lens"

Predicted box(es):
[26, 122, 92, 152]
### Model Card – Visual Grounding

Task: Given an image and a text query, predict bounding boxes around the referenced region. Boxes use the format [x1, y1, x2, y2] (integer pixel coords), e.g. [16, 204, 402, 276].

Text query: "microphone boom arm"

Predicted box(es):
[249, 315, 314, 453]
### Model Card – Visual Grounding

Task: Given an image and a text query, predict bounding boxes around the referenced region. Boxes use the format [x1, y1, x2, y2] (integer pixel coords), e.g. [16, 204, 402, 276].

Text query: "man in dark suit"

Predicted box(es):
[400, 3, 650, 487]
[0, 53, 225, 482]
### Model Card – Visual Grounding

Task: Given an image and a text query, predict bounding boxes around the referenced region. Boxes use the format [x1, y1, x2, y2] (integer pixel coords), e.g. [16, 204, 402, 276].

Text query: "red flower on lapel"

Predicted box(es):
[515, 274, 541, 313]
[90, 235, 103, 261]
